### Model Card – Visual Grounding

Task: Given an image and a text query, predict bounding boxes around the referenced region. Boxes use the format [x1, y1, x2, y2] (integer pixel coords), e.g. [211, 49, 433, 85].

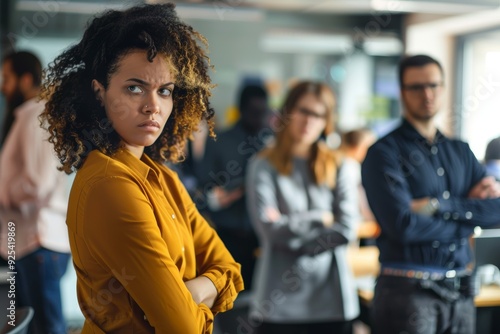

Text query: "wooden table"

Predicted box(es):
[357, 221, 380, 239]
[347, 245, 379, 278]
[360, 285, 500, 306]
[475, 286, 500, 308]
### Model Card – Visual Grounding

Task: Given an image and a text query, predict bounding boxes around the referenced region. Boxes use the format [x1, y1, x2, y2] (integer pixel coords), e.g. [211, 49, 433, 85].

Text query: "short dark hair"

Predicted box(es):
[485, 137, 500, 161]
[40, 4, 215, 174]
[398, 54, 443, 88]
[238, 85, 267, 113]
[2, 51, 42, 87]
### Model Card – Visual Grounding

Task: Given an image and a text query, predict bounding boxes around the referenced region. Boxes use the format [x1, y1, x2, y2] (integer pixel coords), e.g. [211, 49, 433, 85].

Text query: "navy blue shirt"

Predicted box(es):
[362, 119, 500, 270]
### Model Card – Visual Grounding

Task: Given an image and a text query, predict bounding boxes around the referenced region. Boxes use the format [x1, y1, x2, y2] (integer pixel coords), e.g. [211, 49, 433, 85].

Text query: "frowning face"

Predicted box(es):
[93, 50, 175, 157]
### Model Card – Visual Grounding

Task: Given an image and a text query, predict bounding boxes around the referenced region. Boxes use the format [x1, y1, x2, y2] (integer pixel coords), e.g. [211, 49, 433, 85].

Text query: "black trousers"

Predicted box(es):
[255, 320, 353, 334]
[371, 276, 475, 334]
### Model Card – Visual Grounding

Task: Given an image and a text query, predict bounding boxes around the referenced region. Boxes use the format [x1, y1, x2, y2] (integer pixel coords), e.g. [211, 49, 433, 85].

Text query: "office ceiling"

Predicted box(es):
[14, 0, 500, 15]
[7, 0, 499, 57]
[161, 0, 500, 14]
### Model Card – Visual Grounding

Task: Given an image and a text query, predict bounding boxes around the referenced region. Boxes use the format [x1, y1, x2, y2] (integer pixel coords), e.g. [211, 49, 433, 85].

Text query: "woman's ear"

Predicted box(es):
[91, 79, 105, 106]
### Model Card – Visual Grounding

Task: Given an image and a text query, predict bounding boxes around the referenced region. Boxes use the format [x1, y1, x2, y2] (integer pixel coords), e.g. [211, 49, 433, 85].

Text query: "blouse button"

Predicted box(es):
[443, 212, 451, 220]
[437, 167, 445, 176]
[465, 211, 473, 220]
[432, 241, 440, 248]
[172, 214, 176, 219]
[431, 146, 438, 155]
[442, 191, 450, 200]
[449, 243, 456, 252]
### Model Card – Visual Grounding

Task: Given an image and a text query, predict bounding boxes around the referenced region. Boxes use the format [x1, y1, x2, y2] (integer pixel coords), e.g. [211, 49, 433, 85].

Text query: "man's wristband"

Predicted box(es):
[428, 198, 440, 215]
[419, 198, 440, 216]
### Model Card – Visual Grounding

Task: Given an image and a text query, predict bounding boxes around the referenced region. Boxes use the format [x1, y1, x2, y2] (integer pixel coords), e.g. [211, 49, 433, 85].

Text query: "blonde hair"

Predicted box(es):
[261, 81, 339, 188]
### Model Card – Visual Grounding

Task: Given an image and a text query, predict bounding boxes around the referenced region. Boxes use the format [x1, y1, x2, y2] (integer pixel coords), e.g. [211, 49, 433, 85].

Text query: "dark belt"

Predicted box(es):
[380, 265, 475, 302]
[381, 266, 471, 281]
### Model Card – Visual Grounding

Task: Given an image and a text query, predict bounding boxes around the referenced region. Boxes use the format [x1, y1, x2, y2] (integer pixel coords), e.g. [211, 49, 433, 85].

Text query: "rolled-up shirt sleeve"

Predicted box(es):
[172, 172, 244, 314]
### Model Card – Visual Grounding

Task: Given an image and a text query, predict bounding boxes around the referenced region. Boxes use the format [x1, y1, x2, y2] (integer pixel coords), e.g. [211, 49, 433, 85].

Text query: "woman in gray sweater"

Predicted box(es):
[246, 81, 360, 334]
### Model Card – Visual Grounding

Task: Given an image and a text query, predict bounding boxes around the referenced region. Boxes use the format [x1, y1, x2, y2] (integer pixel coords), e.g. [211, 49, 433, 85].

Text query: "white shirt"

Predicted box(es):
[0, 98, 70, 259]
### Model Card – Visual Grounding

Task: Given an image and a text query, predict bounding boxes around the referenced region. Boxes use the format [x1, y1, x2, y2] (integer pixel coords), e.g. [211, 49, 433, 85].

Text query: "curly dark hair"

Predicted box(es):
[40, 3, 215, 174]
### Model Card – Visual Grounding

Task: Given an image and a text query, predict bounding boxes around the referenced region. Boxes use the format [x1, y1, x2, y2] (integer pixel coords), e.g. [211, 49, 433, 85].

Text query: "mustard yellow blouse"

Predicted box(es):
[67, 149, 244, 333]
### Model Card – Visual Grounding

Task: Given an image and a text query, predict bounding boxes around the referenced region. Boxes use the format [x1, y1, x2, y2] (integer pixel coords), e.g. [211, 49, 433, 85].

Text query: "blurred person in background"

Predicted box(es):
[40, 4, 243, 333]
[0, 51, 71, 334]
[168, 122, 208, 200]
[340, 128, 379, 245]
[199, 84, 271, 290]
[246, 81, 359, 334]
[362, 54, 500, 334]
[484, 136, 500, 181]
[339, 128, 377, 222]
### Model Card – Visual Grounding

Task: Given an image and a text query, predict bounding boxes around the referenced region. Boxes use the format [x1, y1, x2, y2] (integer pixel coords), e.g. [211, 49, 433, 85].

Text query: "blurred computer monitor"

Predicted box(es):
[474, 228, 500, 269]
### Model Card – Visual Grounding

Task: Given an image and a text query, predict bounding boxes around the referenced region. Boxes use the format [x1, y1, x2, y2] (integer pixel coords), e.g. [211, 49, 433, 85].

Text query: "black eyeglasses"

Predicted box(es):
[295, 107, 327, 120]
[402, 82, 443, 93]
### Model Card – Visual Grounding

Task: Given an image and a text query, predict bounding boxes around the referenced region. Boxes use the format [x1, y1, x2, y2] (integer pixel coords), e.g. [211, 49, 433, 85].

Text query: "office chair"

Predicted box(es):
[1, 307, 34, 334]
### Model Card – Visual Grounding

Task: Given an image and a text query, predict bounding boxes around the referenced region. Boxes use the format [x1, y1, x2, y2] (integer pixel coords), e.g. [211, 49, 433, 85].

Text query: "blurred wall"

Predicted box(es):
[405, 8, 500, 157]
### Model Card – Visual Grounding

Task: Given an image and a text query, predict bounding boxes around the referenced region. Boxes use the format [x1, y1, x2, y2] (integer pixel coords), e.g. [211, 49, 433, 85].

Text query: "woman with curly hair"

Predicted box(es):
[246, 81, 360, 334]
[40, 4, 243, 333]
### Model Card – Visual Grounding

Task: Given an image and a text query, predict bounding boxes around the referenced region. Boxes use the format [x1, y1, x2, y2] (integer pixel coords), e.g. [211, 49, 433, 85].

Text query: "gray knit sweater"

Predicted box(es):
[246, 155, 360, 323]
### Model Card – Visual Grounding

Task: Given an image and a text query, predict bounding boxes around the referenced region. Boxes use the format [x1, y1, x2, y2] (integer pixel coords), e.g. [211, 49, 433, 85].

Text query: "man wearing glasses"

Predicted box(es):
[362, 54, 500, 333]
